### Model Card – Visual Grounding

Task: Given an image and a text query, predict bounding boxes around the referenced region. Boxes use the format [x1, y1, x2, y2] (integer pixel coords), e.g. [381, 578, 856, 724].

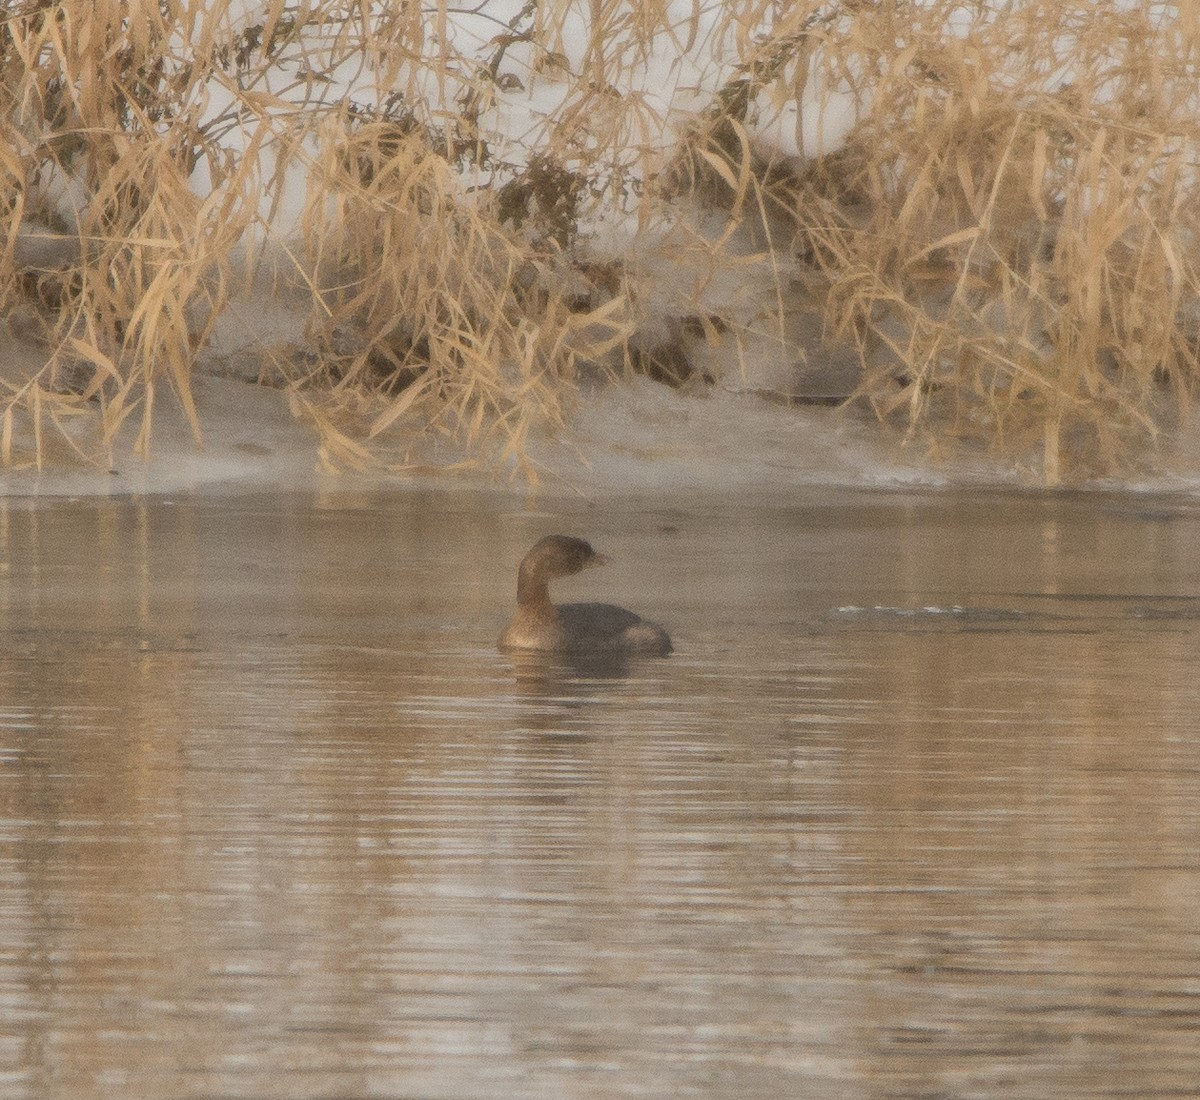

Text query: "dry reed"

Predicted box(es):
[0, 1, 1197, 482]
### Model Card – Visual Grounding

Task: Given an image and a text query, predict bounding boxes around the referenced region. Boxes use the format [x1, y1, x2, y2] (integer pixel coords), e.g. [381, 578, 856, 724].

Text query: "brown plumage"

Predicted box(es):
[498, 535, 672, 657]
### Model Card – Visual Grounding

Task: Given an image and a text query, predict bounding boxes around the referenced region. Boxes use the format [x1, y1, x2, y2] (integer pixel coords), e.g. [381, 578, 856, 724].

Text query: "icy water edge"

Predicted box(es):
[1, 486, 1199, 1099]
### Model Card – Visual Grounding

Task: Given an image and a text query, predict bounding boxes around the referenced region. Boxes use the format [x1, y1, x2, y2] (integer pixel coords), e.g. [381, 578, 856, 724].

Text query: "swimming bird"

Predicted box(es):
[499, 535, 672, 657]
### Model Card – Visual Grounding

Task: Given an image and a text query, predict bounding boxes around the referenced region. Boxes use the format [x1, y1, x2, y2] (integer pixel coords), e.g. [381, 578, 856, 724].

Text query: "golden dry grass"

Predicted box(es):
[0, 1, 1197, 482]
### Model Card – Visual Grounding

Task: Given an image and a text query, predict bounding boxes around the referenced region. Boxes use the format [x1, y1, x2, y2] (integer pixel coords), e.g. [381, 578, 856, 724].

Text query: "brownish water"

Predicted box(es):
[1, 488, 1199, 1099]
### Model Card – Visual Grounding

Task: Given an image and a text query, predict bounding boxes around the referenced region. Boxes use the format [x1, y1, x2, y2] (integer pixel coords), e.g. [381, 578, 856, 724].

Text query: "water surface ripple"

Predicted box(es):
[1, 489, 1198, 1099]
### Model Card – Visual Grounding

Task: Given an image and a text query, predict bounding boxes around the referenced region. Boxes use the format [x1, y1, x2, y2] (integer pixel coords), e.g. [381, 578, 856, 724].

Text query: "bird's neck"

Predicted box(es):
[516, 565, 553, 609]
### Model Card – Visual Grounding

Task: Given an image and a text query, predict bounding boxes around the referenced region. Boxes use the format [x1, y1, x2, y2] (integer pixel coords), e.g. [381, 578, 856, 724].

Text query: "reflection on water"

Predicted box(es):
[2, 489, 1199, 1098]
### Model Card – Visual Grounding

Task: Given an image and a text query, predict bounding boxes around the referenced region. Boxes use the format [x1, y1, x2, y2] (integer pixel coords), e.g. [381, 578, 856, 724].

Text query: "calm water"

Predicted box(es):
[1, 487, 1199, 1099]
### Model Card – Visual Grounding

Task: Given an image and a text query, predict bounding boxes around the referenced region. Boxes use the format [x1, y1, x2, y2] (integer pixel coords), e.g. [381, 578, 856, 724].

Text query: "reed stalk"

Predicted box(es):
[0, 1, 1195, 482]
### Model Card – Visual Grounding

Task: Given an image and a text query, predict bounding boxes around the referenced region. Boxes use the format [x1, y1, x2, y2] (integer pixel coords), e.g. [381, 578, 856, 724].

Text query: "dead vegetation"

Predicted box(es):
[1, 1, 1198, 482]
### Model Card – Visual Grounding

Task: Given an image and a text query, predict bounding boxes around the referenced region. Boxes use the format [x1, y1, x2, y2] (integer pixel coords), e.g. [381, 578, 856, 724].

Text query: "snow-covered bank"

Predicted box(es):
[521, 377, 1019, 493]
[7, 362, 1200, 500]
[0, 375, 316, 498]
